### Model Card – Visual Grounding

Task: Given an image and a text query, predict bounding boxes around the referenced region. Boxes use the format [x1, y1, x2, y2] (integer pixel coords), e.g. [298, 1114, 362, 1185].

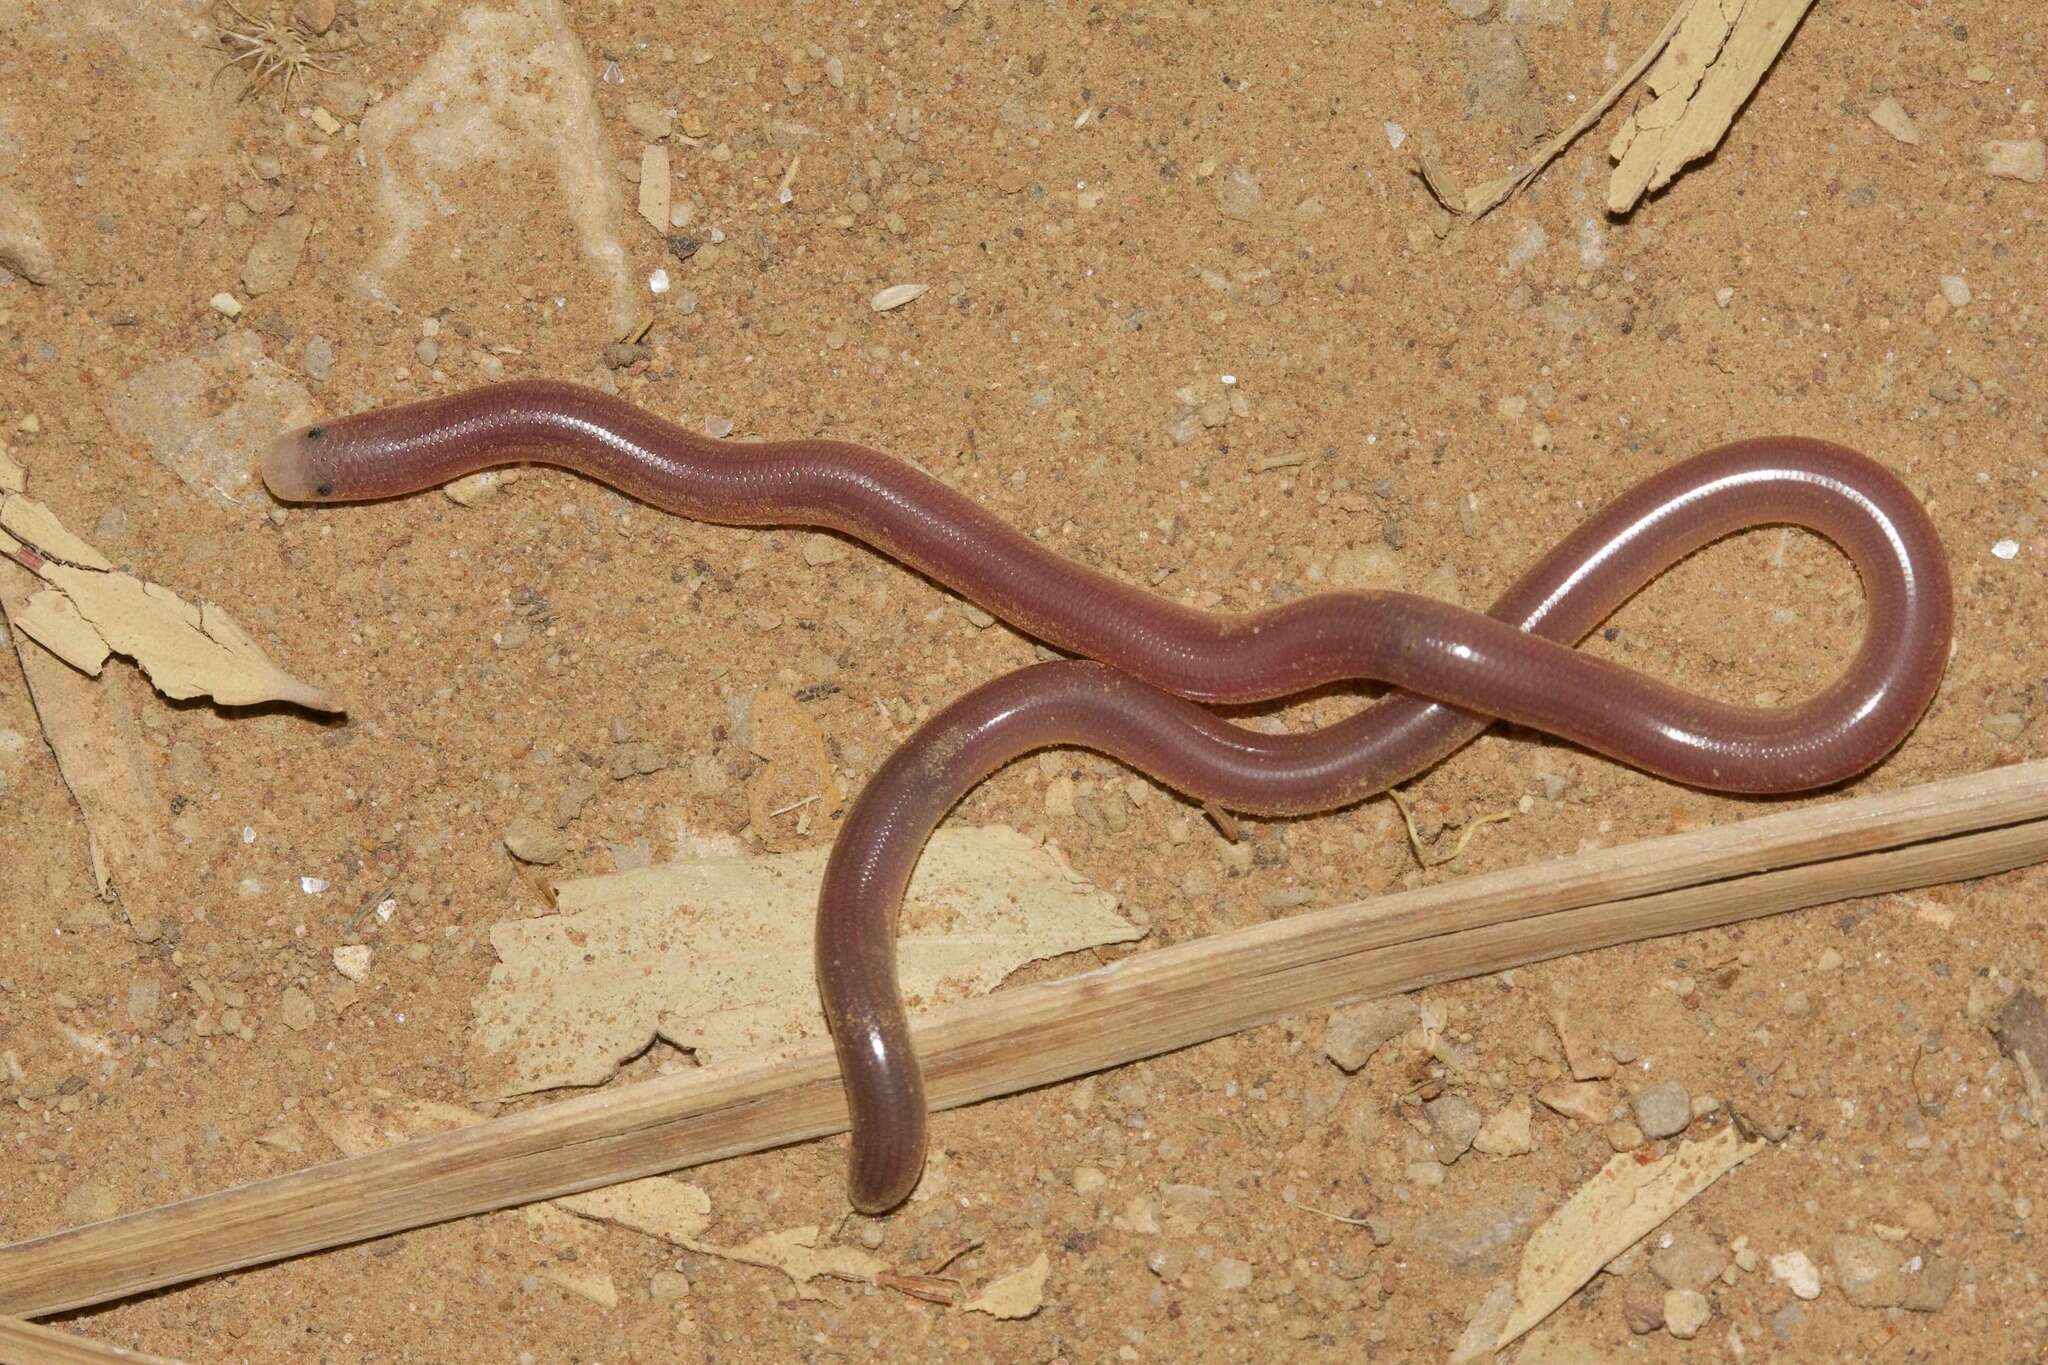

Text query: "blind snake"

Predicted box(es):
[265, 380, 1952, 1212]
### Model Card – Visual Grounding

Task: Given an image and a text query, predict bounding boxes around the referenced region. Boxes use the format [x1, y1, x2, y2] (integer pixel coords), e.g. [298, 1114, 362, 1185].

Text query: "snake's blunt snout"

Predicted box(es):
[262, 423, 338, 501]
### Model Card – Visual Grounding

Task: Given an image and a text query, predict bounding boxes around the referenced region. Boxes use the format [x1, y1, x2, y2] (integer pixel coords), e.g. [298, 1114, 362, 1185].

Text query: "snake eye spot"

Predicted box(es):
[315, 481, 334, 497]
[306, 427, 324, 440]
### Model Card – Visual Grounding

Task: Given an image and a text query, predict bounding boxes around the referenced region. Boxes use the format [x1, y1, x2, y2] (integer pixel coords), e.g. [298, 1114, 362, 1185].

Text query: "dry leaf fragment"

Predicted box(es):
[2, 495, 112, 569]
[1608, 0, 1819, 213]
[475, 826, 1141, 1094]
[638, 145, 672, 230]
[1868, 96, 1921, 146]
[14, 589, 109, 675]
[1, 490, 339, 711]
[1491, 1125, 1763, 1349]
[557, 1177, 713, 1242]
[0, 447, 24, 494]
[964, 1252, 1050, 1319]
[2, 491, 340, 710]
[681, 1225, 887, 1300]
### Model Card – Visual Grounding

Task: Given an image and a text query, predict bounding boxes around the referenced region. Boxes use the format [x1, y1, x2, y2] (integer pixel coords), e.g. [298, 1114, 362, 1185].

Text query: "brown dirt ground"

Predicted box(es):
[2, 0, 2045, 1360]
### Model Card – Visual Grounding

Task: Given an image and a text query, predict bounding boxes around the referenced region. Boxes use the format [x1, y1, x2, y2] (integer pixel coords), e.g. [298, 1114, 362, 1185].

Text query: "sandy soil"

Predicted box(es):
[1, 0, 2044, 1360]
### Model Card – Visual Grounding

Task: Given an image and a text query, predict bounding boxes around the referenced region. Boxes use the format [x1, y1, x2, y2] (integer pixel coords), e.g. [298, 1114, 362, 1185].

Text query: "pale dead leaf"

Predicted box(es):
[1433, 3, 1691, 218]
[14, 589, 108, 674]
[963, 1252, 1050, 1319]
[557, 1177, 713, 1242]
[678, 1224, 886, 1300]
[1608, 0, 1819, 213]
[44, 565, 342, 711]
[474, 826, 1142, 1095]
[1, 494, 112, 568]
[0, 446, 22, 494]
[2, 576, 175, 905]
[0, 489, 340, 711]
[1490, 1125, 1763, 1350]
[553, 1175, 887, 1302]
[1431, 0, 1811, 219]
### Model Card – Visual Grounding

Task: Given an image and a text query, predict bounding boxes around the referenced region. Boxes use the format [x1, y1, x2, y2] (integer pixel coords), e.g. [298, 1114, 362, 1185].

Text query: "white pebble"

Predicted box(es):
[1993, 539, 2019, 560]
[649, 268, 670, 295]
[1938, 274, 1971, 308]
[1770, 1250, 1821, 1300]
[870, 282, 928, 312]
[1385, 121, 1407, 150]
[299, 876, 330, 894]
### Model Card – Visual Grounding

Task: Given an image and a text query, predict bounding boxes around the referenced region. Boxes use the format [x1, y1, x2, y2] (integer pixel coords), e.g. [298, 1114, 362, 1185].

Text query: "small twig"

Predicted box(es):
[923, 1238, 984, 1276]
[347, 886, 394, 936]
[875, 1270, 960, 1306]
[1290, 1201, 1378, 1228]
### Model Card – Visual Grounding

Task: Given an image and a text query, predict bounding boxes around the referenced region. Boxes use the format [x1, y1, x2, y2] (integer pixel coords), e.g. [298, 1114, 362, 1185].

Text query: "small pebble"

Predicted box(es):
[126, 982, 161, 1029]
[1535, 1080, 1610, 1124]
[332, 944, 372, 982]
[1983, 139, 2047, 184]
[304, 334, 335, 381]
[279, 986, 316, 1032]
[1938, 274, 1971, 308]
[209, 292, 243, 318]
[1605, 1119, 1646, 1152]
[1663, 1288, 1710, 1340]
[1472, 1097, 1534, 1156]
[1832, 1234, 1906, 1308]
[1651, 1229, 1729, 1291]
[1631, 1079, 1691, 1139]
[1323, 998, 1416, 1072]
[503, 817, 568, 865]
[1624, 1279, 1665, 1334]
[1425, 1093, 1481, 1163]
[1992, 539, 2019, 560]
[1770, 1250, 1822, 1300]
